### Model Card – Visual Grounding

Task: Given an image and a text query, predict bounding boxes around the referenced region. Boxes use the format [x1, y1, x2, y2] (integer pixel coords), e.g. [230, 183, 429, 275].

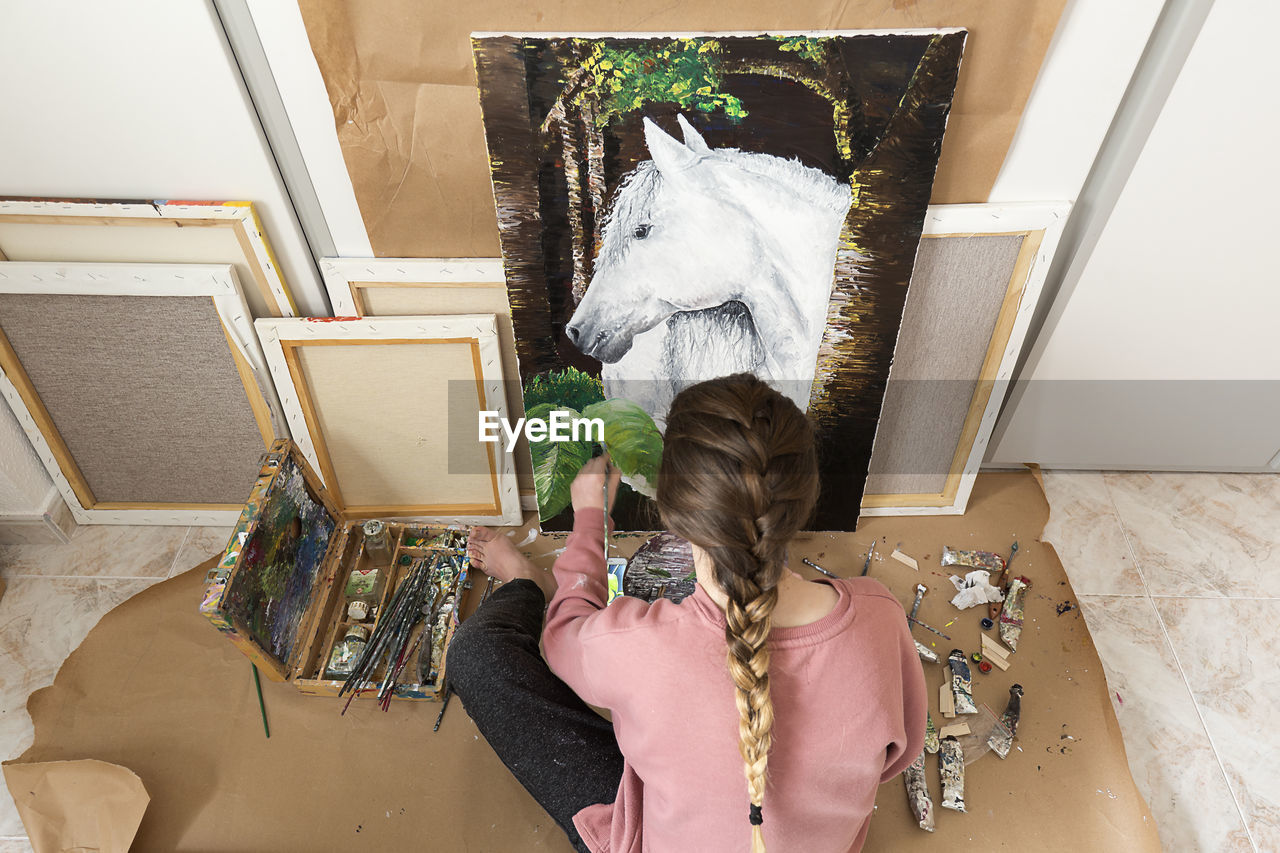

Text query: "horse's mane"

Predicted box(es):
[597, 149, 847, 266]
[712, 147, 851, 214]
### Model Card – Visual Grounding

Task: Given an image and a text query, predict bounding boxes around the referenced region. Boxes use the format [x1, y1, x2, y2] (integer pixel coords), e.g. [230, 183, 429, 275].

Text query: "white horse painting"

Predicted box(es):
[565, 114, 853, 427]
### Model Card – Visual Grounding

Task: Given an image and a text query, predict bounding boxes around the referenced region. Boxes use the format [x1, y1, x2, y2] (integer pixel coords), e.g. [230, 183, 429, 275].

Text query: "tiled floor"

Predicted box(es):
[0, 523, 233, 851]
[0, 473, 1275, 851]
[1040, 471, 1277, 852]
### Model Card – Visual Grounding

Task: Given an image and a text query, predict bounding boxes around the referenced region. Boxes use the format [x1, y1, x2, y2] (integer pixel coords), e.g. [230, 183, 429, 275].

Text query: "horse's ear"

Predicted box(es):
[676, 114, 710, 154]
[644, 117, 700, 175]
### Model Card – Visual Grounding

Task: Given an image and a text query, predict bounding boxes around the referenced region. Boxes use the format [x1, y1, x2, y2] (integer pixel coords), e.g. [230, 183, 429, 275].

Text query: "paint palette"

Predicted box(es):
[200, 439, 472, 702]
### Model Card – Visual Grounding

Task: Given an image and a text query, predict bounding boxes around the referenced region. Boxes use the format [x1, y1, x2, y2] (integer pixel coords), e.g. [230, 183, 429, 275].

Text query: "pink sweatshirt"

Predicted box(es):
[543, 509, 928, 853]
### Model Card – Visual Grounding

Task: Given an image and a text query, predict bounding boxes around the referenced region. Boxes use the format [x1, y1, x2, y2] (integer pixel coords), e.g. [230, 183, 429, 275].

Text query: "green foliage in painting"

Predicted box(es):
[582, 399, 663, 498]
[522, 363, 606, 409]
[527, 403, 594, 522]
[524, 367, 605, 413]
[523, 394, 666, 520]
[774, 36, 830, 66]
[572, 38, 748, 126]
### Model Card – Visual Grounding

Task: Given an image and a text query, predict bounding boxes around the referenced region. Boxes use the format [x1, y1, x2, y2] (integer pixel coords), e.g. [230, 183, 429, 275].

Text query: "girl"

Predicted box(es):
[449, 374, 926, 852]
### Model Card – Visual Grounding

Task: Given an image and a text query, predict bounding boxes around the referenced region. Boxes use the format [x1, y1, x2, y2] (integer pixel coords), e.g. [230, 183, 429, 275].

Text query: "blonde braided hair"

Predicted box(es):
[657, 374, 820, 852]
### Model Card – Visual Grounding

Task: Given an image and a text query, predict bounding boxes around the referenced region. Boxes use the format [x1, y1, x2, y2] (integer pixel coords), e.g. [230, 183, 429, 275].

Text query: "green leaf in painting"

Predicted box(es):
[581, 399, 664, 499]
[526, 403, 593, 522]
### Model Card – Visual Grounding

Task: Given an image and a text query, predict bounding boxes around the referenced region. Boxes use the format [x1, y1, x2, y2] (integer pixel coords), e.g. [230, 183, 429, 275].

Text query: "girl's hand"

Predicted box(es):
[570, 455, 622, 514]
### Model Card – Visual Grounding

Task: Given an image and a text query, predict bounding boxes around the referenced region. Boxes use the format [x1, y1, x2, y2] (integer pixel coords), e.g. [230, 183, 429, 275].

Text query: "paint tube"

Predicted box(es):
[903, 752, 935, 831]
[988, 684, 1024, 759]
[948, 649, 978, 714]
[925, 712, 940, 754]
[915, 640, 939, 663]
[999, 576, 1031, 651]
[941, 545, 1006, 574]
[939, 736, 966, 812]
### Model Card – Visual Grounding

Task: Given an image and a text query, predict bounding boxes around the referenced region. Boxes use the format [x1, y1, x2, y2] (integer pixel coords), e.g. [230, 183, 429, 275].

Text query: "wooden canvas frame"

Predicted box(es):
[319, 257, 539, 512]
[0, 262, 284, 525]
[861, 202, 1070, 516]
[0, 198, 297, 318]
[320, 257, 505, 317]
[255, 314, 521, 525]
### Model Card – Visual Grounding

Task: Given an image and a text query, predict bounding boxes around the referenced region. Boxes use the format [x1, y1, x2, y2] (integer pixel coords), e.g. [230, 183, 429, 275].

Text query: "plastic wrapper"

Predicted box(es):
[941, 545, 1006, 573]
[948, 569, 1006, 609]
[915, 640, 939, 663]
[948, 650, 978, 714]
[1000, 576, 1031, 651]
[989, 684, 1024, 759]
[924, 712, 940, 754]
[939, 736, 966, 812]
[903, 752, 935, 831]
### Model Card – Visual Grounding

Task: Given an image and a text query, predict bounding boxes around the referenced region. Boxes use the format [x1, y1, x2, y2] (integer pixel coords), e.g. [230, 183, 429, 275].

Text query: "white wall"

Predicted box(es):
[0, 404, 50, 515]
[989, 0, 1164, 203]
[988, 0, 1280, 469]
[0, 0, 325, 315]
[0, 0, 327, 517]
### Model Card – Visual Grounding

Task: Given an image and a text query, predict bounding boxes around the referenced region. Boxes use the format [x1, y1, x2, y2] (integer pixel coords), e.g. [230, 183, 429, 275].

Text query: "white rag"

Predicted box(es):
[949, 570, 1005, 610]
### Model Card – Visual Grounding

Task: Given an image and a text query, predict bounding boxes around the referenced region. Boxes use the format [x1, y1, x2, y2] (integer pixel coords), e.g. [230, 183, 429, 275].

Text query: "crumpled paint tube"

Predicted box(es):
[903, 751, 935, 831]
[999, 576, 1031, 651]
[941, 545, 1006, 574]
[925, 712, 940, 754]
[915, 640, 939, 663]
[939, 736, 966, 812]
[948, 649, 978, 714]
[988, 683, 1025, 759]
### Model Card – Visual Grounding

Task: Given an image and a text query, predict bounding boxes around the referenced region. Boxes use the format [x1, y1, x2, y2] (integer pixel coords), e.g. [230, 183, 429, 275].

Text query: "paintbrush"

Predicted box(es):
[801, 557, 839, 579]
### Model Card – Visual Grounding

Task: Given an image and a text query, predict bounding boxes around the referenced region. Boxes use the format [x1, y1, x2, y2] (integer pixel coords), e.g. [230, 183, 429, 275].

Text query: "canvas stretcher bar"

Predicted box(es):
[0, 262, 284, 525]
[861, 202, 1070, 516]
[318, 258, 536, 512]
[256, 314, 522, 525]
[320, 258, 506, 317]
[0, 198, 298, 319]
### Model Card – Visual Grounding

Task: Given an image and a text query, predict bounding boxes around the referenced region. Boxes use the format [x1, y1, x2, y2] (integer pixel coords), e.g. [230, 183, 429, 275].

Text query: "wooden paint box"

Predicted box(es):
[200, 439, 471, 702]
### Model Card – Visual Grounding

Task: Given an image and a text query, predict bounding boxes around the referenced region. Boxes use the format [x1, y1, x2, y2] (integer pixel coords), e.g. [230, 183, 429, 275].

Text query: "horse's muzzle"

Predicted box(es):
[566, 323, 626, 362]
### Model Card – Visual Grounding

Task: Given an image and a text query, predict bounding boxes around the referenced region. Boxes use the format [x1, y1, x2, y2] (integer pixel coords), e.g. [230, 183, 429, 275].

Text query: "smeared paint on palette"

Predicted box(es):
[222, 454, 336, 662]
[624, 532, 696, 602]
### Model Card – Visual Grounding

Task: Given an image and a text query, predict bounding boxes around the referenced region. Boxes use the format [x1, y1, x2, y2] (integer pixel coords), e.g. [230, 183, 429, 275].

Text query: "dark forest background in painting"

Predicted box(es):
[474, 32, 965, 530]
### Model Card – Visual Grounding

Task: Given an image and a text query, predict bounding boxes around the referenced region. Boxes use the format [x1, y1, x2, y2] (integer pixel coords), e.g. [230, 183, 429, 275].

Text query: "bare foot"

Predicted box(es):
[468, 527, 556, 600]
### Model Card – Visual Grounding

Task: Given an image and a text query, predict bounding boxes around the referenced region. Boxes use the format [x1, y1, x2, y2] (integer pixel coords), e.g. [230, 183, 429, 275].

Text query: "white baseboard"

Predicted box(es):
[0, 487, 76, 545]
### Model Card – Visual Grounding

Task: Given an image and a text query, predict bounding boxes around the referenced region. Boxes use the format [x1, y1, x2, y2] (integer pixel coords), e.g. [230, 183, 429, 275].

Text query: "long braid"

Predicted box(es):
[657, 374, 820, 852]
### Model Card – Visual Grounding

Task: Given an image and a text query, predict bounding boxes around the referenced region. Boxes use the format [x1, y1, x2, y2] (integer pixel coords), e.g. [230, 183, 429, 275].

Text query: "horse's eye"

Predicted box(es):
[633, 224, 651, 240]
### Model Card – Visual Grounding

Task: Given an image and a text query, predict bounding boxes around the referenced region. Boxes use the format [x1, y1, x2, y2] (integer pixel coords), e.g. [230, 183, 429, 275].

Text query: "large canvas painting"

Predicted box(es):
[473, 31, 966, 530]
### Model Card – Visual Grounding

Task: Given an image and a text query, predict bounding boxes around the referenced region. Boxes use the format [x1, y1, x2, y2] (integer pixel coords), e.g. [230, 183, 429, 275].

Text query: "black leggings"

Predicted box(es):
[446, 579, 625, 852]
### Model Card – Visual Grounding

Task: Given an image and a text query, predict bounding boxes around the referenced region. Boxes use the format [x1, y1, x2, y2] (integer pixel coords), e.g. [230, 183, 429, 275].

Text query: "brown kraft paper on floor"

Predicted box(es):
[1, 759, 149, 853]
[296, 0, 1068, 257]
[9, 470, 1159, 850]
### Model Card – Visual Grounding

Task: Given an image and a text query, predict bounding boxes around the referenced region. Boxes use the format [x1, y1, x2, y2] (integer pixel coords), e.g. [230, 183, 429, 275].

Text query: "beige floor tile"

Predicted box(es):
[1041, 470, 1145, 595]
[1104, 472, 1280, 598]
[0, 525, 188, 580]
[1077, 595, 1253, 852]
[169, 525, 235, 578]
[1157, 598, 1279, 851]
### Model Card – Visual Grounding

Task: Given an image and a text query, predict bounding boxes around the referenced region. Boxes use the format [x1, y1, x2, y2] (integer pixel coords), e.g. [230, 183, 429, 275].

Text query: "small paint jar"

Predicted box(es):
[971, 652, 983, 664]
[325, 624, 370, 679]
[363, 520, 393, 565]
[980, 617, 995, 630]
[978, 661, 993, 674]
[348, 599, 370, 621]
